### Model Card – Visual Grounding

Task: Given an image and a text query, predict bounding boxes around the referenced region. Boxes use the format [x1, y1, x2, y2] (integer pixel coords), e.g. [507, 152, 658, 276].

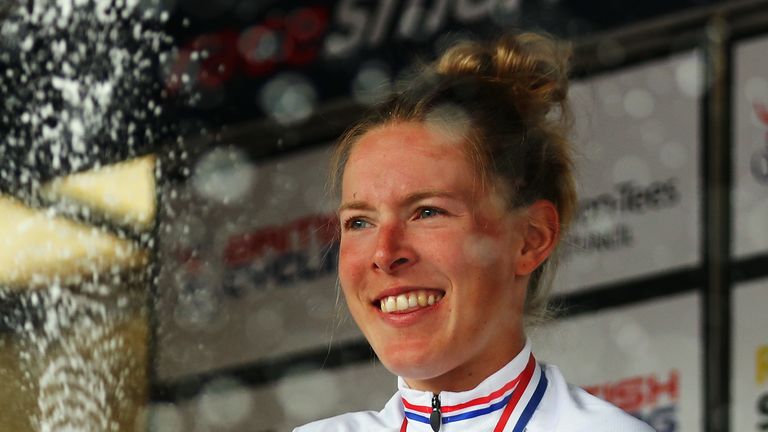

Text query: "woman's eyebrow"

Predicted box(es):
[338, 190, 462, 213]
[402, 190, 460, 205]
[338, 200, 373, 213]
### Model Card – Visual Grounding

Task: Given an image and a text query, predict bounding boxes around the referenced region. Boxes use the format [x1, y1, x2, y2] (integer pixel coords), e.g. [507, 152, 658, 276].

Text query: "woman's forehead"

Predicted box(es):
[340, 123, 496, 205]
[349, 121, 468, 164]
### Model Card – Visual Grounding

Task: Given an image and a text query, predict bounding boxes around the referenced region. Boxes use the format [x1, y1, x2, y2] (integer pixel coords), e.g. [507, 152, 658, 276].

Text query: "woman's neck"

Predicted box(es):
[403, 337, 526, 394]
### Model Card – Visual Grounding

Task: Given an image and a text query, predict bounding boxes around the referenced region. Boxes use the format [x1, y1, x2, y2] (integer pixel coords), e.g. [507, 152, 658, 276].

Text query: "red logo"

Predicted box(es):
[584, 370, 679, 413]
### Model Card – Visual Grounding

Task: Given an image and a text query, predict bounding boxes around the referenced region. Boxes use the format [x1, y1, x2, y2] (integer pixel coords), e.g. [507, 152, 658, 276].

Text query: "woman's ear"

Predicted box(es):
[515, 200, 560, 276]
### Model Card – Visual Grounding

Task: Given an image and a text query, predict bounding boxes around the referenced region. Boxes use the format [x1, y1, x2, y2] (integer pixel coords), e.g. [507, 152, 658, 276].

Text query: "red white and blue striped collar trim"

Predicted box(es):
[398, 342, 543, 426]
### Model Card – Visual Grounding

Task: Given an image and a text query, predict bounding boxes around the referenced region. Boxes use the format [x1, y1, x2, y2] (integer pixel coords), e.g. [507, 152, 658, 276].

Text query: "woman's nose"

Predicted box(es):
[372, 223, 416, 273]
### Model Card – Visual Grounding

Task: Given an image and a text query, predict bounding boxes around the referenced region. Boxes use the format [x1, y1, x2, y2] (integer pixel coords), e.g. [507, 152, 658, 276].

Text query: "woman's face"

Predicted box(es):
[338, 121, 529, 391]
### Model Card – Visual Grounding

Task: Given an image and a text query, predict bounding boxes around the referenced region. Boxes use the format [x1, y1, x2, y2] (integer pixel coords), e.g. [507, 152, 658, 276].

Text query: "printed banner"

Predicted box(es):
[532, 292, 703, 431]
[732, 279, 768, 432]
[154, 145, 363, 381]
[554, 51, 702, 293]
[155, 50, 705, 379]
[149, 361, 395, 431]
[733, 35, 768, 258]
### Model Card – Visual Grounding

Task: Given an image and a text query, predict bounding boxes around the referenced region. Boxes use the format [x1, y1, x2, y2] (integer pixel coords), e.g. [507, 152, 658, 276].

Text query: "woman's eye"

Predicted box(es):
[344, 217, 371, 230]
[416, 207, 444, 219]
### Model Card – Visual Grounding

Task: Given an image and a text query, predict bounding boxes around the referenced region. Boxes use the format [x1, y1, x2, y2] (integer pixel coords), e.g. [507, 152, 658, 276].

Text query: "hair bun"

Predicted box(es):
[436, 32, 571, 120]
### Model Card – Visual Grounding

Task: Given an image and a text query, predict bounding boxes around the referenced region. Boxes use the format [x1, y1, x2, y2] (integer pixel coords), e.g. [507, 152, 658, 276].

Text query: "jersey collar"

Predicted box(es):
[397, 339, 536, 425]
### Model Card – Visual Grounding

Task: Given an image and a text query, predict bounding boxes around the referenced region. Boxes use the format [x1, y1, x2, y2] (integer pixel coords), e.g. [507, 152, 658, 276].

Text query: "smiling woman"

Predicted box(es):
[295, 32, 655, 432]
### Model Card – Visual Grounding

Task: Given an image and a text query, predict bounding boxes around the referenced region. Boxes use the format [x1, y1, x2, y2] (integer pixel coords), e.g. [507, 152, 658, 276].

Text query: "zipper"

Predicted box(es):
[430, 393, 441, 432]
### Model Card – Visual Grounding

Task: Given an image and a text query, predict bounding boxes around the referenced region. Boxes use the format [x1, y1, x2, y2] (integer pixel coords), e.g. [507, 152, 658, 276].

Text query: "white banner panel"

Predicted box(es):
[555, 51, 702, 294]
[733, 35, 768, 258]
[532, 292, 702, 431]
[149, 361, 395, 431]
[154, 145, 363, 381]
[732, 278, 768, 432]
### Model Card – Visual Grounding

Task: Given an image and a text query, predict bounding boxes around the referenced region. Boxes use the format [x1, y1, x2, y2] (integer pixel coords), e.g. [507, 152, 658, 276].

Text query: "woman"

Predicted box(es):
[296, 32, 654, 432]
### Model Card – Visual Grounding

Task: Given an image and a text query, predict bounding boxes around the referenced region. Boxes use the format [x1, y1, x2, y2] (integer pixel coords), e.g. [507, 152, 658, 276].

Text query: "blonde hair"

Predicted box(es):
[329, 32, 577, 326]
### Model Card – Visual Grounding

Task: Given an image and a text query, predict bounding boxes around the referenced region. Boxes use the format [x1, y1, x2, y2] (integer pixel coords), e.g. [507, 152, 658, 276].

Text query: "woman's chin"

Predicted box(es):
[377, 346, 446, 382]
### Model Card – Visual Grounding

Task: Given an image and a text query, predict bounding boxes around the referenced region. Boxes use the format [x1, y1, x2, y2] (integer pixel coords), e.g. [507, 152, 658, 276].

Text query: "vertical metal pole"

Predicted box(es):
[703, 14, 732, 432]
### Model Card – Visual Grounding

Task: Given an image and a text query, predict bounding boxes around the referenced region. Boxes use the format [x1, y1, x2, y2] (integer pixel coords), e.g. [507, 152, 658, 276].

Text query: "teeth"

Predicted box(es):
[396, 295, 408, 311]
[408, 293, 418, 308]
[417, 292, 427, 307]
[379, 290, 444, 314]
[385, 297, 397, 313]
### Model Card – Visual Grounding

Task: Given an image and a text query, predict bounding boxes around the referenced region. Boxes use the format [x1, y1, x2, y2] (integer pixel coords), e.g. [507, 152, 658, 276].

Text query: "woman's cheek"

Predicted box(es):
[338, 237, 367, 286]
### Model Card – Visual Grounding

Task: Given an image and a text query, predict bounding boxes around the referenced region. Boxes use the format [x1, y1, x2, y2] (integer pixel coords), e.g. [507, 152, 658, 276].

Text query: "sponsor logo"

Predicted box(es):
[323, 0, 519, 58]
[175, 213, 340, 298]
[585, 370, 679, 432]
[563, 178, 681, 258]
[164, 0, 521, 93]
[166, 5, 330, 93]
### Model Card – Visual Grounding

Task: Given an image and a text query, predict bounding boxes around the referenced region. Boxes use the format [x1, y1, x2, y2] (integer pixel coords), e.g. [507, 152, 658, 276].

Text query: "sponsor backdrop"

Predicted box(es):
[154, 145, 363, 380]
[154, 50, 704, 380]
[150, 361, 395, 431]
[732, 279, 768, 432]
[555, 50, 702, 294]
[733, 34, 768, 259]
[532, 292, 703, 432]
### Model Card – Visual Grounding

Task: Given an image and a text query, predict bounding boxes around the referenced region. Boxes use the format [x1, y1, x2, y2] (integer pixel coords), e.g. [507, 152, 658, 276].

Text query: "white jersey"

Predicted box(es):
[295, 341, 654, 432]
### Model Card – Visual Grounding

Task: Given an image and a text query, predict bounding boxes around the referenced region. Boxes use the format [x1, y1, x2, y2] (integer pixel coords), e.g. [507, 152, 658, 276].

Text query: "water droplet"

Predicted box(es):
[276, 371, 340, 422]
[611, 319, 650, 354]
[259, 73, 317, 126]
[463, 235, 499, 267]
[198, 377, 254, 428]
[675, 54, 704, 98]
[148, 403, 184, 432]
[192, 147, 257, 204]
[238, 25, 280, 65]
[425, 103, 471, 144]
[623, 89, 655, 119]
[352, 61, 393, 106]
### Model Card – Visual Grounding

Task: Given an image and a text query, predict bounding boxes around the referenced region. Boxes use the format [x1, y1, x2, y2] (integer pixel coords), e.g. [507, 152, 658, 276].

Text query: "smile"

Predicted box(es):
[376, 290, 444, 314]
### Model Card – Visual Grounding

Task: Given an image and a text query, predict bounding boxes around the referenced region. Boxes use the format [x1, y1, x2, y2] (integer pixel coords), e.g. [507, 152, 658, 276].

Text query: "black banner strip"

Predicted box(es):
[732, 253, 768, 283]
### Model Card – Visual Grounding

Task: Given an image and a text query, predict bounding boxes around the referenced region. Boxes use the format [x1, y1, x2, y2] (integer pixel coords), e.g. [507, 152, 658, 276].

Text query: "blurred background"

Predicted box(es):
[0, 0, 767, 430]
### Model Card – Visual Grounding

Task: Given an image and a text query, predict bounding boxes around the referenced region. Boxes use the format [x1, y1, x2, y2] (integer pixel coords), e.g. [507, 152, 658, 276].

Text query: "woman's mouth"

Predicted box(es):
[375, 290, 444, 314]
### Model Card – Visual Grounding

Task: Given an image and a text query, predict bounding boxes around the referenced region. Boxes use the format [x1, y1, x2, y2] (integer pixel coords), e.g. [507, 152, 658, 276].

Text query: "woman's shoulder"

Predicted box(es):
[536, 363, 656, 432]
[292, 411, 381, 432]
[292, 392, 402, 432]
